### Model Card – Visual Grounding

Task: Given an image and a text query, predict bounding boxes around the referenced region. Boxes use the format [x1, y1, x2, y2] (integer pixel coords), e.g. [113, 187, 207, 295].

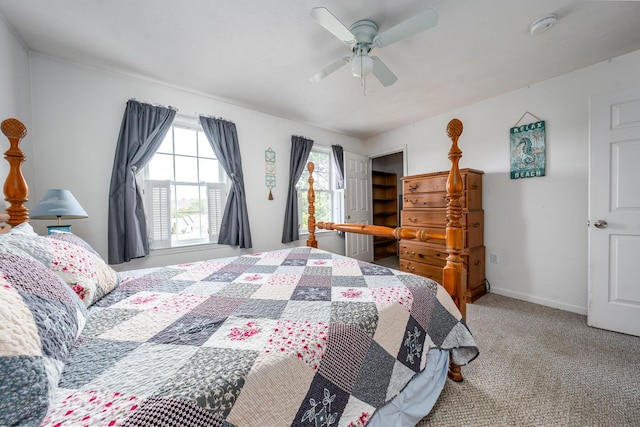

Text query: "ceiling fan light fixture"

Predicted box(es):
[351, 53, 373, 77]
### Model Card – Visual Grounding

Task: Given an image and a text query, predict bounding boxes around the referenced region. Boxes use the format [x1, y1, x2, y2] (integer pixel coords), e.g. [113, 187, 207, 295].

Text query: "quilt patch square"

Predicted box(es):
[118, 277, 164, 292]
[202, 271, 242, 283]
[98, 310, 183, 343]
[250, 284, 295, 300]
[281, 301, 332, 323]
[351, 341, 395, 408]
[215, 283, 261, 299]
[406, 286, 436, 330]
[291, 286, 331, 302]
[297, 275, 331, 287]
[331, 287, 374, 303]
[330, 302, 378, 337]
[244, 265, 278, 274]
[363, 275, 405, 288]
[331, 275, 366, 287]
[170, 262, 225, 282]
[306, 258, 333, 267]
[396, 315, 427, 372]
[155, 347, 259, 418]
[318, 324, 372, 393]
[179, 281, 226, 296]
[427, 300, 459, 347]
[42, 389, 142, 427]
[235, 299, 287, 320]
[204, 316, 276, 351]
[303, 266, 332, 276]
[150, 314, 226, 347]
[58, 338, 141, 389]
[122, 396, 227, 427]
[80, 308, 139, 338]
[265, 320, 329, 370]
[295, 373, 349, 427]
[232, 272, 271, 285]
[149, 280, 195, 294]
[281, 259, 307, 267]
[87, 342, 199, 398]
[189, 295, 246, 317]
[265, 273, 302, 286]
[359, 264, 394, 276]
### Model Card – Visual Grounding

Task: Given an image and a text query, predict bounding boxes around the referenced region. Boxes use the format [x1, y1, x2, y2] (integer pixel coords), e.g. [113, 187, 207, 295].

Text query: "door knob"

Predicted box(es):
[593, 220, 608, 229]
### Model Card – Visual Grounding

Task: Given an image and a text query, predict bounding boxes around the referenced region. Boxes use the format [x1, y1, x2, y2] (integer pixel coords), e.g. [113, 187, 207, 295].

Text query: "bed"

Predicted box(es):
[0, 117, 478, 427]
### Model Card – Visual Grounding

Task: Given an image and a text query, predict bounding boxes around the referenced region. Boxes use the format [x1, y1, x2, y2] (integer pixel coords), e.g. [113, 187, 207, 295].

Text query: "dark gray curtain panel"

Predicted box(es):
[331, 144, 345, 189]
[199, 116, 252, 248]
[282, 135, 314, 243]
[108, 100, 176, 264]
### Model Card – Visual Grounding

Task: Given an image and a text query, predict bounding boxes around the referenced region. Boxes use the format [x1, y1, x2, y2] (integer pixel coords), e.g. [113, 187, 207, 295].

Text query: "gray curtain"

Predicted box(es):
[331, 144, 345, 189]
[108, 100, 176, 264]
[282, 135, 314, 243]
[199, 116, 252, 248]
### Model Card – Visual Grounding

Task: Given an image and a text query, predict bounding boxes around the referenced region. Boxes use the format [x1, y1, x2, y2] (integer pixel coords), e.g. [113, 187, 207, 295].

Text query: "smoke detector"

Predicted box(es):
[530, 14, 557, 35]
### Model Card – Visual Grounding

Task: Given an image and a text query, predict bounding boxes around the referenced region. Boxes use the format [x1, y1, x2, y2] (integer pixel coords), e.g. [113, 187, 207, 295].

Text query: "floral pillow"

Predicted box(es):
[0, 231, 119, 307]
[0, 253, 87, 426]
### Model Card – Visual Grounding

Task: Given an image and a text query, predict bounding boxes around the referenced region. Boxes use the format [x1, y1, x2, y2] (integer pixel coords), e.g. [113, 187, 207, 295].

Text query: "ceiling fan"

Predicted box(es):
[309, 7, 439, 87]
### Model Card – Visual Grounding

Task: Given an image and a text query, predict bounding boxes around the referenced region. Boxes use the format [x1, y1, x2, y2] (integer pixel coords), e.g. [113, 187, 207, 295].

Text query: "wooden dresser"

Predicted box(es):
[399, 169, 486, 302]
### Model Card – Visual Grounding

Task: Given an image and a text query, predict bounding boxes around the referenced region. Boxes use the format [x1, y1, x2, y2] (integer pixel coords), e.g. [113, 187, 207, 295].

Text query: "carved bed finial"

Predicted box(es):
[2, 118, 29, 227]
[446, 118, 463, 139]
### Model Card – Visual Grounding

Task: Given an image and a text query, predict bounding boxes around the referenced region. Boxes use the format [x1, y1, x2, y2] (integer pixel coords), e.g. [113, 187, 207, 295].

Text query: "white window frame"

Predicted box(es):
[296, 146, 343, 234]
[140, 119, 229, 250]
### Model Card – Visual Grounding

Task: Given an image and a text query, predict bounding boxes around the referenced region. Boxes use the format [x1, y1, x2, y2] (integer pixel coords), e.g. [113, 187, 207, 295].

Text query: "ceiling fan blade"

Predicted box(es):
[309, 57, 350, 83]
[371, 56, 398, 87]
[373, 8, 438, 48]
[310, 7, 356, 45]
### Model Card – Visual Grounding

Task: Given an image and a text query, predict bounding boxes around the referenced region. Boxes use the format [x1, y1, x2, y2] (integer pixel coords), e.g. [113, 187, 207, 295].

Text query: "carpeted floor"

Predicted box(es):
[418, 293, 640, 427]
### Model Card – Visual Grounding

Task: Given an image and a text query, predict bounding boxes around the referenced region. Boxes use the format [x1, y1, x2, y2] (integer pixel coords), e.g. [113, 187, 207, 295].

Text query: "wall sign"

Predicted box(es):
[510, 118, 546, 179]
[265, 148, 276, 200]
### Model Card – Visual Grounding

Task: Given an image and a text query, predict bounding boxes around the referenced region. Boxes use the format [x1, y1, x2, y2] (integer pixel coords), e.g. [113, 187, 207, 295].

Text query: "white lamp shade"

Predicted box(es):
[351, 53, 374, 77]
[31, 189, 88, 219]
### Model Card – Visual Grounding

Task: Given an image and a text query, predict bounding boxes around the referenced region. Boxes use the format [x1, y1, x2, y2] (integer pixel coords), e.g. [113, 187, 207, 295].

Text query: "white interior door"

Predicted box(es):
[588, 86, 640, 336]
[344, 151, 372, 262]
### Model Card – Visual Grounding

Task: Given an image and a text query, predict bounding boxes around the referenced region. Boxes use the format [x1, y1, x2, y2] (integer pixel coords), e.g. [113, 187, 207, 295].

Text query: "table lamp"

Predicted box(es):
[31, 189, 88, 234]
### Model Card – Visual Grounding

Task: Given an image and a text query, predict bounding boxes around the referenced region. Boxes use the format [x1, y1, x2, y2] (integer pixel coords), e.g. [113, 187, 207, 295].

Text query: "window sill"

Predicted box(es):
[148, 241, 223, 257]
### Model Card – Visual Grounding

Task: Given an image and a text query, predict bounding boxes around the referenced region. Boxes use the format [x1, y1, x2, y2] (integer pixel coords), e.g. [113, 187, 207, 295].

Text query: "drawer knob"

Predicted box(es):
[408, 184, 418, 191]
[475, 260, 482, 266]
[408, 217, 418, 222]
[473, 222, 481, 228]
[406, 198, 418, 204]
[471, 184, 479, 190]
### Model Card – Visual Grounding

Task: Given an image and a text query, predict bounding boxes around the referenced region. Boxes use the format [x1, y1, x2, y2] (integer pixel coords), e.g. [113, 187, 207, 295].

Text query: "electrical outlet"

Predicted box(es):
[490, 253, 498, 264]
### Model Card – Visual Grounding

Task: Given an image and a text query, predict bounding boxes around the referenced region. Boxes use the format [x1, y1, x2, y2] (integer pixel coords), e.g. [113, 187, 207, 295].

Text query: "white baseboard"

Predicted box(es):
[489, 287, 587, 316]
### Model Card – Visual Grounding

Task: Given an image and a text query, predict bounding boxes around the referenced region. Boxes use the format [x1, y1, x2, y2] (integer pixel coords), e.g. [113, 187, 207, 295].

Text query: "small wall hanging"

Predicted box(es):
[510, 112, 546, 179]
[265, 148, 276, 200]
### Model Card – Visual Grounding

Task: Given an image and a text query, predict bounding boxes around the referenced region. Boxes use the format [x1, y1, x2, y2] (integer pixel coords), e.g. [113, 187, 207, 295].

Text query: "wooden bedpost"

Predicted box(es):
[444, 119, 466, 382]
[1, 118, 29, 227]
[306, 162, 318, 248]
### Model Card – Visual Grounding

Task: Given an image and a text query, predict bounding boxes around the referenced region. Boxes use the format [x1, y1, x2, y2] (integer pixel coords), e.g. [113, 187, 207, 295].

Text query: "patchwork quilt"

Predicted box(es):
[42, 247, 478, 426]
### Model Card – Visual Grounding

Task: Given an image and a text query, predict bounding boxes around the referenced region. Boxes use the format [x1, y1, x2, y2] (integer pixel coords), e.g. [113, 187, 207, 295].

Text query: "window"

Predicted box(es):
[297, 148, 343, 233]
[141, 122, 228, 249]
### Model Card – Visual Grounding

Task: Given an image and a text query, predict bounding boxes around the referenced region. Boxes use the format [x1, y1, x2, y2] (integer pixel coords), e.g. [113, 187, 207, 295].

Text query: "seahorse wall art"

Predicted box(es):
[509, 120, 546, 179]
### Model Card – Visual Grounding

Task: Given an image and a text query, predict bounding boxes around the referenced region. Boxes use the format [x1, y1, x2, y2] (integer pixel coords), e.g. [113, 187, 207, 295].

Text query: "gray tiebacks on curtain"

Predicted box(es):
[282, 135, 314, 243]
[108, 100, 176, 264]
[331, 144, 345, 190]
[199, 116, 252, 248]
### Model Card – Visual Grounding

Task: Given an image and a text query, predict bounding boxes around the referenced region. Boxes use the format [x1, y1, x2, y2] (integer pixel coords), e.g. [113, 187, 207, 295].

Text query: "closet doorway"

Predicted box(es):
[371, 149, 405, 269]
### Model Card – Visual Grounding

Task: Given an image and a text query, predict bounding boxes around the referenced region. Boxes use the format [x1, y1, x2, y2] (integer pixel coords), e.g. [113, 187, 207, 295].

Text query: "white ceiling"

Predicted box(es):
[2, 0, 640, 139]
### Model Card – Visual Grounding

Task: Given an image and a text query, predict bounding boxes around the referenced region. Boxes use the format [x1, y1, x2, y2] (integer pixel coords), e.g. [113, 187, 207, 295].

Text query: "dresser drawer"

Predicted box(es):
[403, 170, 482, 210]
[399, 259, 443, 282]
[402, 209, 483, 229]
[400, 241, 447, 267]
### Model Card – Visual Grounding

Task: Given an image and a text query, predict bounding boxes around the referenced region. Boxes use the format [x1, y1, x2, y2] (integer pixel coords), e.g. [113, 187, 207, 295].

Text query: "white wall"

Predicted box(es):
[0, 12, 33, 202]
[28, 53, 367, 270]
[367, 50, 640, 315]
